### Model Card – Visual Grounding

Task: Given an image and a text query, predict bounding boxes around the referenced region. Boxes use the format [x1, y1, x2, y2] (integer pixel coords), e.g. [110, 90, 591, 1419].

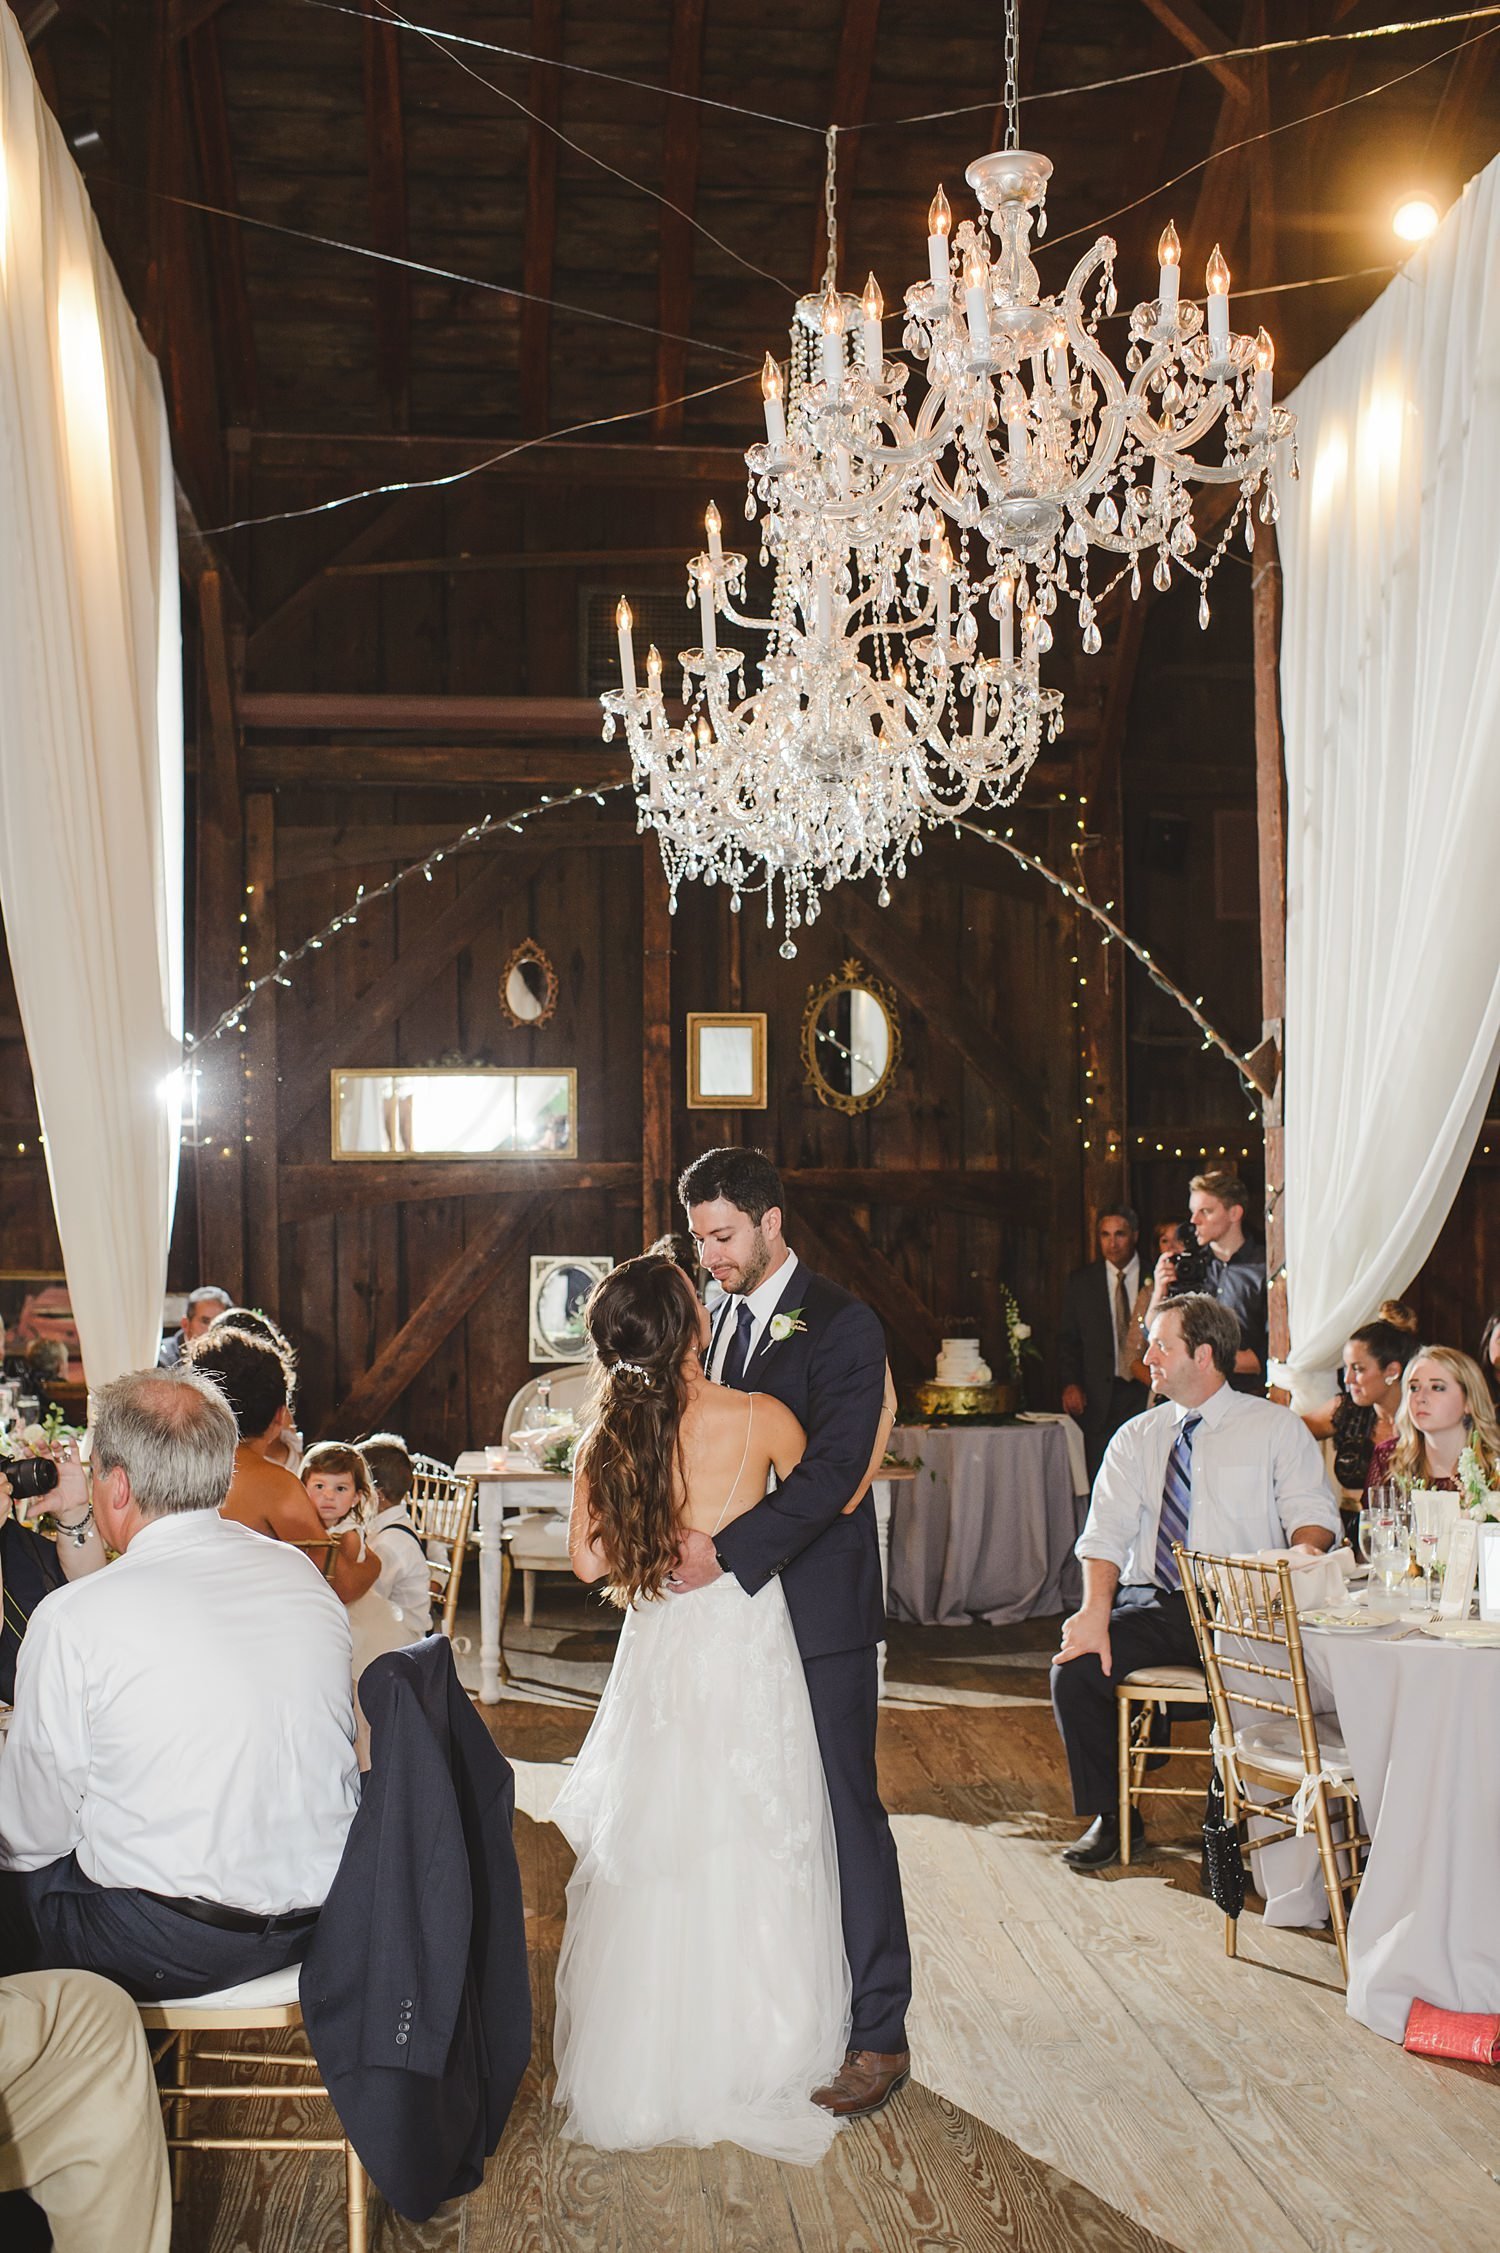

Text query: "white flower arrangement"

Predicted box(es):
[999, 1287, 1036, 1380]
[1457, 1445, 1500, 1520]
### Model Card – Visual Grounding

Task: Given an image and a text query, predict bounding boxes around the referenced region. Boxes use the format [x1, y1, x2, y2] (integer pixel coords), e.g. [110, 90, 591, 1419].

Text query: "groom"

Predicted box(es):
[670, 1147, 912, 2118]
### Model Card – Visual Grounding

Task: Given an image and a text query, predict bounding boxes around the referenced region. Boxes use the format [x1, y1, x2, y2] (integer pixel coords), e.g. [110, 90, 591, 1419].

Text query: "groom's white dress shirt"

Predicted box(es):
[0, 1508, 360, 1913]
[707, 1251, 801, 1383]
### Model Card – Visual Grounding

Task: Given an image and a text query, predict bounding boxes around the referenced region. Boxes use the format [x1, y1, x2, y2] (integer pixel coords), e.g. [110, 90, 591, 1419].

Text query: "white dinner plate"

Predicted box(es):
[1301, 1606, 1390, 1632]
[1418, 1618, 1500, 1647]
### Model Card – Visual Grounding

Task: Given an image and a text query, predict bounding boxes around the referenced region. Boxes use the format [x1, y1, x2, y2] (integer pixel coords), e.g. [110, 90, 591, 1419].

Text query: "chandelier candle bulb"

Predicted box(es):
[1205, 244, 1231, 359]
[998, 577, 1015, 666]
[615, 597, 636, 696]
[760, 352, 786, 451]
[1157, 220, 1181, 319]
[1254, 328, 1275, 420]
[699, 570, 717, 654]
[646, 643, 663, 696]
[704, 499, 723, 565]
[963, 252, 991, 354]
[927, 185, 952, 298]
[820, 291, 844, 388]
[861, 273, 884, 373]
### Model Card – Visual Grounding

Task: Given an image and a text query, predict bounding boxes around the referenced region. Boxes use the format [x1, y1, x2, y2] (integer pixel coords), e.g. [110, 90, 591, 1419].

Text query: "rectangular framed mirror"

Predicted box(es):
[686, 1013, 767, 1109]
[330, 1068, 577, 1160]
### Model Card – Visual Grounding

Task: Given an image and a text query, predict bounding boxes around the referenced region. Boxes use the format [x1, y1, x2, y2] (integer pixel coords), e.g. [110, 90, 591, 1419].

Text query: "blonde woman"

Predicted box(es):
[1388, 1347, 1500, 1492]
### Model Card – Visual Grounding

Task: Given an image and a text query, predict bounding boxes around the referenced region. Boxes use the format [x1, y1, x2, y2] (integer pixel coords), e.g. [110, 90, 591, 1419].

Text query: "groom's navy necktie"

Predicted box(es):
[1155, 1413, 1201, 1592]
[721, 1300, 755, 1390]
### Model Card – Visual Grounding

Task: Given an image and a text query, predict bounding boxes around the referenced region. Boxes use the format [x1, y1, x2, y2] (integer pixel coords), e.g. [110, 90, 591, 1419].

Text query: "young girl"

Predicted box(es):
[302, 1442, 407, 1765]
[359, 1432, 433, 1638]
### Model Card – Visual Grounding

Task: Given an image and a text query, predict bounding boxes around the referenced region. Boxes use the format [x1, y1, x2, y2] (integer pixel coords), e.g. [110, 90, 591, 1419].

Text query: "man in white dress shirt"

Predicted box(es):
[1051, 1294, 1340, 1870]
[0, 1367, 360, 1999]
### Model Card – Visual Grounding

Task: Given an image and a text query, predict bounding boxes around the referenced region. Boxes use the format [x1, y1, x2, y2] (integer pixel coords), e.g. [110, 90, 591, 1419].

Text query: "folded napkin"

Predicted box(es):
[1403, 2000, 1500, 2065]
[1243, 1547, 1351, 1611]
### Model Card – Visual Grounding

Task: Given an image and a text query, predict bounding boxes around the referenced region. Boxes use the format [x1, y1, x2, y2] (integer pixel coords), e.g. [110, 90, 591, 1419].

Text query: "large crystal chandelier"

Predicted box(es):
[603, 0, 1294, 953]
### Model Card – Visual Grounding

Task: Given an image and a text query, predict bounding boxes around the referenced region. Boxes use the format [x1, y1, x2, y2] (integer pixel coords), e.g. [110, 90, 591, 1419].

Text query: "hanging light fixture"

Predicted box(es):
[603, 0, 1294, 952]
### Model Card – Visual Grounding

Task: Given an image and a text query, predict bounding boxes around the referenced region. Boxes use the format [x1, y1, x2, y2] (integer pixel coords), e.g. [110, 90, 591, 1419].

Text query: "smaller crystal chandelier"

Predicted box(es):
[604, 0, 1294, 952]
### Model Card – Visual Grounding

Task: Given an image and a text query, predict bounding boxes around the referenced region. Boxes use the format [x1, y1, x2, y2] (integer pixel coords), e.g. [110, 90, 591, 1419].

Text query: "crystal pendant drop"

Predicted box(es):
[778, 939, 798, 960]
[1198, 591, 1211, 630]
[1152, 555, 1171, 593]
[1082, 620, 1102, 656]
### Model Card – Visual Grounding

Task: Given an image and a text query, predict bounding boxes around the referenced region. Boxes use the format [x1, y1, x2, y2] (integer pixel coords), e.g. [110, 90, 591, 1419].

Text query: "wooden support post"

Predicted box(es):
[642, 846, 673, 1243]
[243, 794, 280, 1315]
[183, 17, 259, 424]
[193, 568, 244, 1296]
[1253, 521, 1288, 1371]
[652, 0, 706, 438]
[324, 1193, 561, 1437]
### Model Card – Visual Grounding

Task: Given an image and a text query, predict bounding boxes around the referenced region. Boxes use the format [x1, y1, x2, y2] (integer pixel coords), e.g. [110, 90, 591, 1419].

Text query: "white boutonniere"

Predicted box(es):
[768, 1308, 807, 1343]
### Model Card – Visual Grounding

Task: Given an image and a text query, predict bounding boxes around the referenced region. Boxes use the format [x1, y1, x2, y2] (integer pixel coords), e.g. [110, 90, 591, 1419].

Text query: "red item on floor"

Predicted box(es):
[1403, 2001, 1500, 2064]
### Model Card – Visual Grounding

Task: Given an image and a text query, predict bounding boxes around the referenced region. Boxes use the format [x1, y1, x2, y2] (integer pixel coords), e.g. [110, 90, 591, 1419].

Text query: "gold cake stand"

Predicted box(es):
[911, 1380, 1020, 1421]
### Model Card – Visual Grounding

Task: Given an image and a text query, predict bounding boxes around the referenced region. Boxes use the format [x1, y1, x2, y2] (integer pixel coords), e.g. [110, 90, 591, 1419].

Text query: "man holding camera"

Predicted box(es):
[1142, 1169, 1267, 1394]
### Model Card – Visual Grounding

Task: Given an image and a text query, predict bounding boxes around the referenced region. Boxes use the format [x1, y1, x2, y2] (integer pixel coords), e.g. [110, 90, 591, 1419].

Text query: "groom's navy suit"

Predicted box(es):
[708, 1262, 911, 2055]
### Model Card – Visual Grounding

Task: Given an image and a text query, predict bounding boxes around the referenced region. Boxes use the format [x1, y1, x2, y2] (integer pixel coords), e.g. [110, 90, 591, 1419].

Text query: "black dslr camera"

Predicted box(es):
[1164, 1230, 1214, 1298]
[0, 1453, 60, 1502]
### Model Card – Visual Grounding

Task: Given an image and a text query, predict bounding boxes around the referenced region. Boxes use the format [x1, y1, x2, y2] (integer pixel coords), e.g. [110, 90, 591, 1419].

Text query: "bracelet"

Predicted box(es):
[48, 1506, 95, 1548]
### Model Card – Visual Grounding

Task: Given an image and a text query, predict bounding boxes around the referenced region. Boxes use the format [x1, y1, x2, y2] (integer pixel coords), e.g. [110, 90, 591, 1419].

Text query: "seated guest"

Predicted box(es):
[1051, 1294, 1340, 1870]
[1479, 1312, 1500, 1409]
[156, 1285, 232, 1368]
[0, 1966, 171, 2252]
[0, 1445, 107, 1703]
[190, 1327, 376, 1607]
[360, 1432, 433, 1637]
[1389, 1346, 1500, 1491]
[302, 1442, 409, 1769]
[209, 1307, 305, 1470]
[0, 1368, 359, 2000]
[1301, 1319, 1419, 1497]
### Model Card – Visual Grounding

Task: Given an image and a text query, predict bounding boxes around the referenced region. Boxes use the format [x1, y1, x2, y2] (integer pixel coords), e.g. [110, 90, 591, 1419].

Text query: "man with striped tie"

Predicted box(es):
[1051, 1294, 1341, 1869]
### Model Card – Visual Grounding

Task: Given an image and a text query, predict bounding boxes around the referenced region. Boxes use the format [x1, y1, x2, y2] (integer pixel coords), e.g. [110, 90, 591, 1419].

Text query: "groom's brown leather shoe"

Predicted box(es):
[811, 2048, 910, 2118]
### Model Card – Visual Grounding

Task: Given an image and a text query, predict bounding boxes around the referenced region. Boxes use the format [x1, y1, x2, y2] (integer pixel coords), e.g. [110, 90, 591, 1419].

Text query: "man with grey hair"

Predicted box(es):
[0, 1367, 359, 1998]
[156, 1284, 233, 1368]
[1050, 1294, 1341, 1869]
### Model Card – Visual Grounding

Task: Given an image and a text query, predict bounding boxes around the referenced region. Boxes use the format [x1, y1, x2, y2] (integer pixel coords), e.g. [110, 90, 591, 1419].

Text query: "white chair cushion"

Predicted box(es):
[1235, 1712, 1353, 1781]
[507, 1512, 574, 1567]
[154, 1963, 303, 2012]
[1119, 1665, 1205, 1694]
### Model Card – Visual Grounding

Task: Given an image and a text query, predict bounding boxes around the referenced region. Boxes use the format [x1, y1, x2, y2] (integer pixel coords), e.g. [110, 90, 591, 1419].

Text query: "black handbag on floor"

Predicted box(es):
[1200, 1766, 1246, 1916]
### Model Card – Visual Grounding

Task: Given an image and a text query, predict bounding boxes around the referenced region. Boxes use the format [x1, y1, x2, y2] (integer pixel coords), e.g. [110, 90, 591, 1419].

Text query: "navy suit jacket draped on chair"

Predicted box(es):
[298, 1637, 532, 2223]
[709, 1265, 887, 1659]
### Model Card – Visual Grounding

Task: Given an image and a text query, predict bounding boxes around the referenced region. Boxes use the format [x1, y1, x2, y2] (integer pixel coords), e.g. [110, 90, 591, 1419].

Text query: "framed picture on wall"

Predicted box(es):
[529, 1256, 613, 1365]
[0, 1271, 82, 1382]
[686, 1013, 767, 1110]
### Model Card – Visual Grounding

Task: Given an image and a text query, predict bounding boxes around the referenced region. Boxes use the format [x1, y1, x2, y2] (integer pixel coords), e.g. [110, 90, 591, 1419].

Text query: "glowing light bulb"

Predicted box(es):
[927, 185, 952, 297]
[819, 288, 844, 385]
[1205, 243, 1231, 357]
[1393, 194, 1439, 243]
[1254, 327, 1275, 418]
[1158, 219, 1181, 268]
[861, 272, 883, 322]
[1157, 219, 1181, 319]
[760, 350, 782, 401]
[761, 351, 786, 449]
[963, 250, 990, 353]
[615, 597, 636, 693]
[704, 498, 722, 562]
[928, 185, 951, 238]
[646, 643, 663, 690]
[860, 272, 884, 374]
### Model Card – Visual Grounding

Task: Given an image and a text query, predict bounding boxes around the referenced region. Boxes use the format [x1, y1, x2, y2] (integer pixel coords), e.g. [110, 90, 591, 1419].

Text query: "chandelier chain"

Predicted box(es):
[821, 126, 839, 294]
[1004, 0, 1021, 151]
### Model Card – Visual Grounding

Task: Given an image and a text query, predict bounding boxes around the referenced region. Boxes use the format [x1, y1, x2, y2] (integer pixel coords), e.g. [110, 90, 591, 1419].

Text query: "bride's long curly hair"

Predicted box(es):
[573, 1254, 704, 1606]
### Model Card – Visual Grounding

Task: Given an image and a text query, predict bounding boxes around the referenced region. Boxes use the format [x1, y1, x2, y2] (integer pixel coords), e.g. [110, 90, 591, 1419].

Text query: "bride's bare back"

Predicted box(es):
[675, 1380, 805, 1536]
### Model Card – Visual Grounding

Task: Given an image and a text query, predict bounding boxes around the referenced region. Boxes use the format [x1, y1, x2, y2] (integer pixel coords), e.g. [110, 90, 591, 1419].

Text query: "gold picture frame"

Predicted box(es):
[499, 937, 559, 1028]
[685, 1013, 768, 1110]
[329, 1067, 578, 1160]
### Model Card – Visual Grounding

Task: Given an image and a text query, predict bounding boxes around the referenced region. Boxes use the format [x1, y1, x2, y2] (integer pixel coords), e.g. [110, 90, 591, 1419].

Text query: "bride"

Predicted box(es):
[550, 1253, 851, 2163]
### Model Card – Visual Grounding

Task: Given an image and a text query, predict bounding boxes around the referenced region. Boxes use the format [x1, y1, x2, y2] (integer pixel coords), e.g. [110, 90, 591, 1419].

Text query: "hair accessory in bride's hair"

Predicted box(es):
[612, 1357, 653, 1382]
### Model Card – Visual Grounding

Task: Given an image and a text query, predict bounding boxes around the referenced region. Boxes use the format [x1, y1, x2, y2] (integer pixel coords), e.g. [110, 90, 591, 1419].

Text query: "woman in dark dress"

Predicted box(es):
[0, 1448, 106, 1703]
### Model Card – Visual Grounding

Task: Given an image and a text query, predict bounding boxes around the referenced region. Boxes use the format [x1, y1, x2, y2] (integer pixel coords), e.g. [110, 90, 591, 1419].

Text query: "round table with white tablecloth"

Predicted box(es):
[886, 1418, 1087, 1627]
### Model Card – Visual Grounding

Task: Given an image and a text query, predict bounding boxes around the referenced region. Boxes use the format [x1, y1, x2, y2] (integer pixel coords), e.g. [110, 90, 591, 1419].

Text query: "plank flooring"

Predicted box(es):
[168, 1592, 1500, 2253]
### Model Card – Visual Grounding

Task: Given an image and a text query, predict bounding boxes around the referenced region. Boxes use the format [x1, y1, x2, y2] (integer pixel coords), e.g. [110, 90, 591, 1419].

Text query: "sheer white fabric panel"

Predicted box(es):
[0, 18, 182, 1385]
[1277, 156, 1500, 1403]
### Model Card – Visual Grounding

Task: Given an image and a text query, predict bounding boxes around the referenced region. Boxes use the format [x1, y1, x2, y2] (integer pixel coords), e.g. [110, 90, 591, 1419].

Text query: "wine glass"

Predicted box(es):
[1410, 1490, 1444, 1613]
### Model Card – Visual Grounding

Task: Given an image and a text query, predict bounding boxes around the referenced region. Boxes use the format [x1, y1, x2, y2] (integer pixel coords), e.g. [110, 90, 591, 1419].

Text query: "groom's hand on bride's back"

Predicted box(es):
[666, 1527, 724, 1594]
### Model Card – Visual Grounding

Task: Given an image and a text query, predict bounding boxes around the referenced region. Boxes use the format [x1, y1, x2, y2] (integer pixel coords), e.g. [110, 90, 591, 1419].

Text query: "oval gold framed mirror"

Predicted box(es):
[499, 937, 559, 1028]
[801, 959, 902, 1114]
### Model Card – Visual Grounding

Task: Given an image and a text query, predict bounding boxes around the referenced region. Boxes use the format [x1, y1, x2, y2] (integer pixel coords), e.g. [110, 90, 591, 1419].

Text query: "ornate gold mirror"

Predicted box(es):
[499, 937, 559, 1027]
[801, 960, 901, 1114]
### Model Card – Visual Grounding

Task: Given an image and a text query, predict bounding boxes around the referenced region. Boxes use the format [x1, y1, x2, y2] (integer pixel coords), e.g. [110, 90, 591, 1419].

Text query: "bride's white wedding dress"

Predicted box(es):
[550, 1550, 850, 2162]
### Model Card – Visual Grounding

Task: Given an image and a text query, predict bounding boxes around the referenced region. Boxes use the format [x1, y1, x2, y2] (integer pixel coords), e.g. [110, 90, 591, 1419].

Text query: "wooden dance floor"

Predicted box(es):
[173, 1593, 1500, 2252]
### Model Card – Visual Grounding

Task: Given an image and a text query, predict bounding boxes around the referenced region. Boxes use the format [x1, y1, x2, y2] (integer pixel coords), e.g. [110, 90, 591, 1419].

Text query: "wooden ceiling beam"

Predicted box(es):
[239, 691, 611, 734]
[183, 16, 259, 425]
[243, 433, 754, 483]
[167, 0, 233, 40]
[1136, 0, 1251, 103]
[241, 744, 628, 789]
[359, 0, 411, 430]
[520, 0, 563, 437]
[809, 0, 881, 292]
[282, 1162, 635, 1224]
[274, 817, 638, 879]
[652, 0, 707, 439]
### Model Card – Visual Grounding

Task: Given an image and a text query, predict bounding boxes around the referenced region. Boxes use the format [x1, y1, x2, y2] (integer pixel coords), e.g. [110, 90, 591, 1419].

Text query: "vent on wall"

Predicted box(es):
[1214, 808, 1260, 922]
[579, 588, 690, 699]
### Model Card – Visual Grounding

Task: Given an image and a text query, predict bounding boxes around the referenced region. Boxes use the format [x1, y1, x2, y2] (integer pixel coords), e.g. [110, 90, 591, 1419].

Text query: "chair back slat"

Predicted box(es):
[1176, 1546, 1325, 1773]
[405, 1470, 476, 1639]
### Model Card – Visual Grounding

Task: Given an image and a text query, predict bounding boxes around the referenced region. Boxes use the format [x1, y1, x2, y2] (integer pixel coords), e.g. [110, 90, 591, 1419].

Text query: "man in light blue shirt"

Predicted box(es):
[1051, 1293, 1341, 1869]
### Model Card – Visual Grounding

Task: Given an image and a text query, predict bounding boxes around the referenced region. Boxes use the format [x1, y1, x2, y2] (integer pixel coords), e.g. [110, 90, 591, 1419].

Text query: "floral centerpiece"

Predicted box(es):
[1456, 1445, 1500, 1520]
[998, 1286, 1037, 1385]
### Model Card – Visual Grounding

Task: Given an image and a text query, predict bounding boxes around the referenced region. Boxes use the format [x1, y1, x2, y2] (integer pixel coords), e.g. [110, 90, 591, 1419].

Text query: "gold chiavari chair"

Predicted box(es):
[408, 1467, 477, 1639]
[1175, 1543, 1366, 1978]
[140, 1968, 368, 2252]
[1115, 1661, 1213, 1865]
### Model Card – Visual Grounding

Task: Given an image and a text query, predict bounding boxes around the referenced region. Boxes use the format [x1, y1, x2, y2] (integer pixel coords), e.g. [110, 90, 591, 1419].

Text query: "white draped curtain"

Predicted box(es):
[1276, 153, 1500, 1403]
[0, 13, 182, 1386]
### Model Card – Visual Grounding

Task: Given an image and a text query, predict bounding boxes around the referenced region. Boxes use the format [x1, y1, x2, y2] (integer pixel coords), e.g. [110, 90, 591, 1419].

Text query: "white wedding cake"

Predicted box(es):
[933, 1337, 992, 1387]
